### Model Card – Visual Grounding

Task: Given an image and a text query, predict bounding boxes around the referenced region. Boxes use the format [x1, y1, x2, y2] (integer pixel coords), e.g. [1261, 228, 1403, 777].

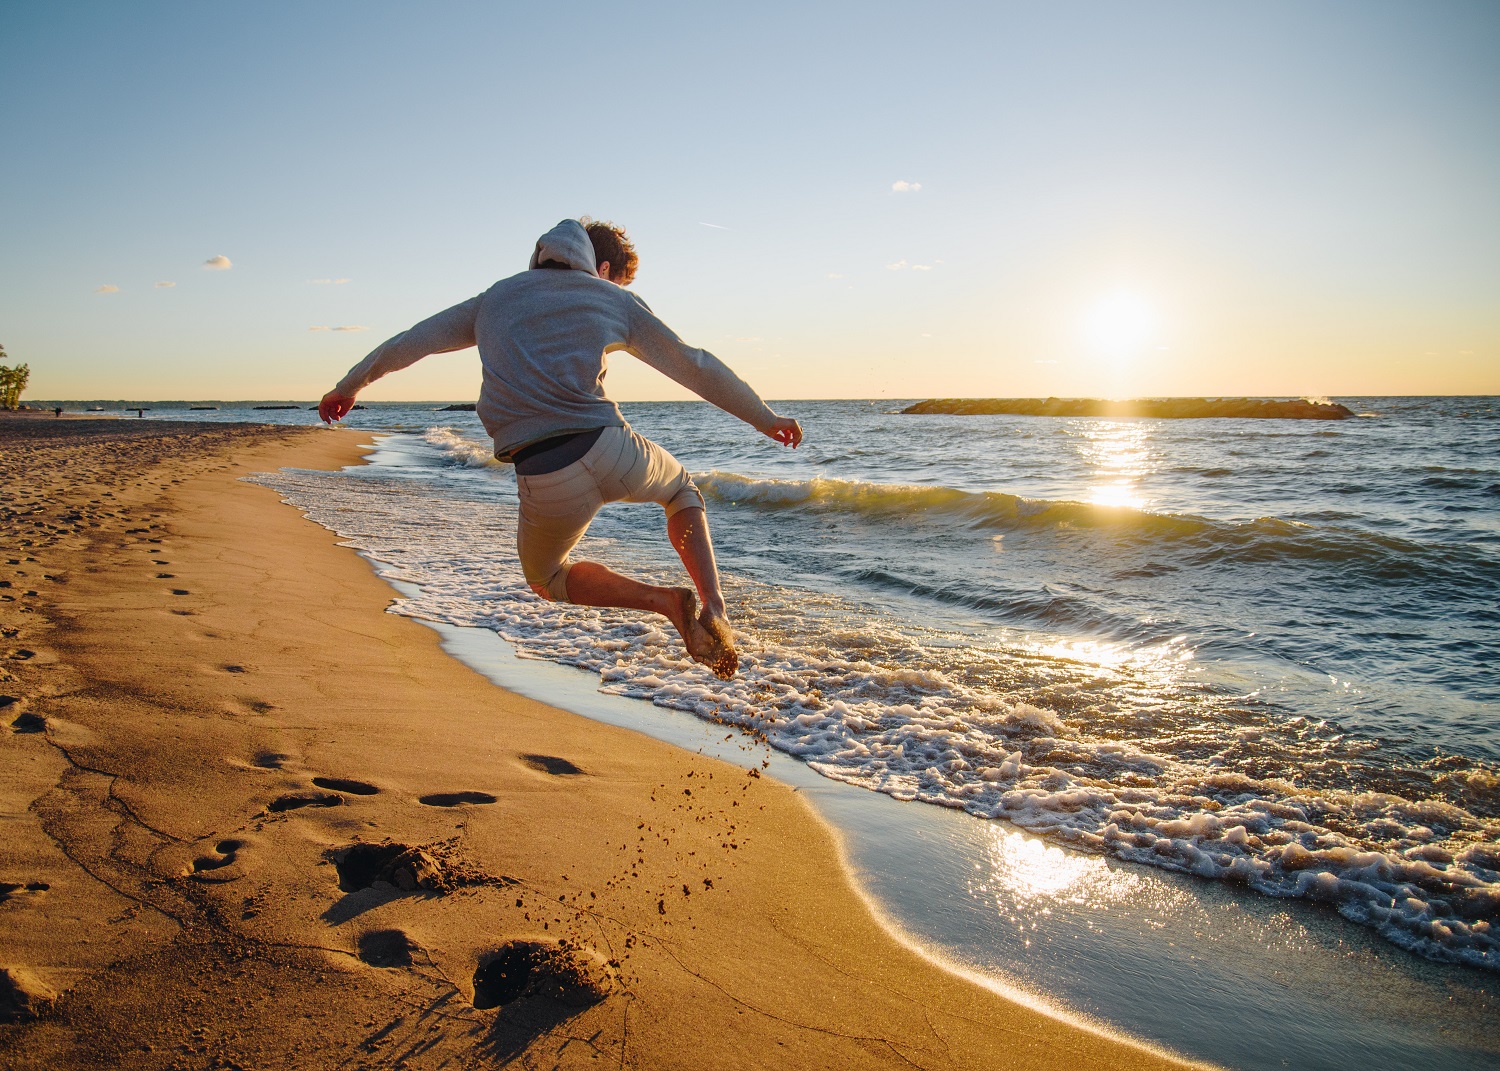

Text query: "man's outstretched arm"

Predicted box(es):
[319, 295, 482, 423]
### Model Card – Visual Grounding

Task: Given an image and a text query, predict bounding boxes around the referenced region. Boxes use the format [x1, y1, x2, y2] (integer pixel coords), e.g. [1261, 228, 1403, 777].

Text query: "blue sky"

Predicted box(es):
[3, 1, 1497, 401]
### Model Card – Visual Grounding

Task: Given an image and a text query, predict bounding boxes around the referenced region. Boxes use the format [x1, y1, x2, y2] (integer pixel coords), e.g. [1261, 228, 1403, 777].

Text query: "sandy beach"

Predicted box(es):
[0, 417, 1196, 1070]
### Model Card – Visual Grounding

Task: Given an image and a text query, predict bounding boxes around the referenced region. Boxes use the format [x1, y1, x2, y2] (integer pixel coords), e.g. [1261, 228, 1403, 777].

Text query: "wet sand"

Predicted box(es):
[0, 416, 1200, 1069]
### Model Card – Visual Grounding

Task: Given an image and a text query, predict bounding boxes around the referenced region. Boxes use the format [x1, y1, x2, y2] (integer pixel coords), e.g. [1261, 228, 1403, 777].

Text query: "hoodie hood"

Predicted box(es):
[528, 219, 599, 276]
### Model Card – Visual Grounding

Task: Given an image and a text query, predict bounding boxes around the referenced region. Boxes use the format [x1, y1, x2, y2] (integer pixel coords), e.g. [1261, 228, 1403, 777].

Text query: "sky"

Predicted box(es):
[2, 1, 1497, 402]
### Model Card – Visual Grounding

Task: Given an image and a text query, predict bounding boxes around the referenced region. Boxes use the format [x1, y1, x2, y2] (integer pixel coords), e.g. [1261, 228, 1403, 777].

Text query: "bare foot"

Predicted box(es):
[665, 587, 699, 649]
[695, 609, 739, 681]
[666, 588, 738, 680]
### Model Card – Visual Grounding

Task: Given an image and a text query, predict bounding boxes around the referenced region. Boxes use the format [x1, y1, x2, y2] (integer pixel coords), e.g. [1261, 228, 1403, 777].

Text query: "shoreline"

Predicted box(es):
[0, 420, 1194, 1069]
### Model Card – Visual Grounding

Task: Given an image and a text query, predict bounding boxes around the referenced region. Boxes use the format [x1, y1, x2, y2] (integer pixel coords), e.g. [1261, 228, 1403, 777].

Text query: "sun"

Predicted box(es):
[1082, 292, 1157, 359]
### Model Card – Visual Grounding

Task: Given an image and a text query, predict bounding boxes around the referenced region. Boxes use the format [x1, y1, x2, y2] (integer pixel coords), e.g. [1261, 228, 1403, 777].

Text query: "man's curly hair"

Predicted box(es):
[579, 216, 638, 285]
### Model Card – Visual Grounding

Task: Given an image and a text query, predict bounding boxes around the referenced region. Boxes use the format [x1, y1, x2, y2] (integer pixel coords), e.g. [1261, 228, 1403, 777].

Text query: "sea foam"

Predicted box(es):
[423, 426, 502, 468]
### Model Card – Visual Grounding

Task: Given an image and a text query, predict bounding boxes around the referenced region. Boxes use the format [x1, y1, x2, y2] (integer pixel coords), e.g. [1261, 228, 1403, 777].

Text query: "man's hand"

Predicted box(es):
[765, 416, 803, 448]
[319, 389, 357, 424]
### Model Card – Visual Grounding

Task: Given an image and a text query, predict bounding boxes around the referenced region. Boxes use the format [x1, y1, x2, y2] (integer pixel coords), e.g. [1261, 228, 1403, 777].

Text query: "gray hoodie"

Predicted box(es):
[334, 219, 778, 459]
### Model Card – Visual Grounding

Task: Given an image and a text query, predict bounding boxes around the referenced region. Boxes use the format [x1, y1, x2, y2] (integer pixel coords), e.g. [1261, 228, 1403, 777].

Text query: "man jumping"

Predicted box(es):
[319, 218, 802, 679]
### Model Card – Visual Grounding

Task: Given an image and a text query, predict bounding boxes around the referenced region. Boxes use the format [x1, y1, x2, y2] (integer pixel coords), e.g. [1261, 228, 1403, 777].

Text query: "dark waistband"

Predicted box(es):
[512, 427, 606, 475]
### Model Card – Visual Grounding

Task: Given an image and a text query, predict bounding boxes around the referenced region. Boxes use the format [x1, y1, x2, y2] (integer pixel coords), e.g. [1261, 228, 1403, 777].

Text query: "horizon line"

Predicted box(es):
[16, 393, 1500, 405]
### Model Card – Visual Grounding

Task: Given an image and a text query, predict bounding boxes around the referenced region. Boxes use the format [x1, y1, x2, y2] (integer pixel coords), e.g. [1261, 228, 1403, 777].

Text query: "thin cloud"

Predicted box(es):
[698, 222, 729, 230]
[912, 264, 933, 271]
[309, 278, 351, 285]
[891, 180, 922, 193]
[155, 281, 176, 288]
[886, 259, 908, 271]
[95, 284, 120, 293]
[203, 255, 232, 270]
[308, 325, 330, 332]
[827, 272, 844, 280]
[331, 325, 368, 332]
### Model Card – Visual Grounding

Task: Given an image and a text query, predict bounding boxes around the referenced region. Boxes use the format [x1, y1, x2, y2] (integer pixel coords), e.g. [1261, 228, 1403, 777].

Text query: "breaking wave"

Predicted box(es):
[698, 471, 1500, 590]
[423, 426, 502, 468]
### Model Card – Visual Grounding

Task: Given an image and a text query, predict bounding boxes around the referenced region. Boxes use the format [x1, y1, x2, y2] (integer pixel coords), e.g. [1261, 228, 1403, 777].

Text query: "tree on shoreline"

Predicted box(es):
[0, 344, 31, 410]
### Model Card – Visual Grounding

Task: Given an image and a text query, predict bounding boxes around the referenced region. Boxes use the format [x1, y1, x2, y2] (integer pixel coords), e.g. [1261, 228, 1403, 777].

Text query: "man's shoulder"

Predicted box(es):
[483, 269, 622, 295]
[484, 271, 652, 310]
[483, 270, 534, 295]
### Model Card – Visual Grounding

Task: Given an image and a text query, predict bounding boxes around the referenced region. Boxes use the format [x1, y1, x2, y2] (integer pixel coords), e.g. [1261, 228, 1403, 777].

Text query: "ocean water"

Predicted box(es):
[115, 396, 1498, 1063]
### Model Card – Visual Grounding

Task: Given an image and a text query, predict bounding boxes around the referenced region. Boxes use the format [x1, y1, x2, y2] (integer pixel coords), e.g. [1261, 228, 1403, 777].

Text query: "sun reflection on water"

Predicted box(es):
[980, 827, 1141, 905]
[1021, 635, 1196, 694]
[1075, 421, 1155, 510]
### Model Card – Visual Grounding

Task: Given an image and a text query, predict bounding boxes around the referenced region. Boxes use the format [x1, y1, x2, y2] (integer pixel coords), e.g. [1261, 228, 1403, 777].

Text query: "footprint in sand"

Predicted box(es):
[266, 791, 344, 813]
[520, 754, 585, 776]
[330, 843, 441, 892]
[471, 941, 613, 1009]
[418, 791, 497, 807]
[155, 573, 175, 579]
[357, 929, 415, 968]
[313, 776, 379, 795]
[252, 752, 290, 769]
[0, 966, 58, 1022]
[0, 882, 50, 903]
[170, 589, 190, 596]
[327, 843, 512, 903]
[189, 839, 245, 881]
[331, 843, 406, 891]
[9, 711, 45, 734]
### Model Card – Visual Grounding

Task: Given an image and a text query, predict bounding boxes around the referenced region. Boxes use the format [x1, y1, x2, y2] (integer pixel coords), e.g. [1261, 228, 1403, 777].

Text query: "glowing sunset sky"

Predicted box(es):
[2, 2, 1496, 401]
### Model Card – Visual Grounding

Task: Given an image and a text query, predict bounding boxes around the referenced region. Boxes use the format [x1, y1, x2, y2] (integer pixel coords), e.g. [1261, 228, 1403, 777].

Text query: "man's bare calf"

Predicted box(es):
[551, 507, 738, 679]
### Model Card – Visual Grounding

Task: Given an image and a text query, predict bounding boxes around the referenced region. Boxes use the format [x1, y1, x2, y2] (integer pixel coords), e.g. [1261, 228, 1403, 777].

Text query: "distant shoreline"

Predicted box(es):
[902, 397, 1358, 419]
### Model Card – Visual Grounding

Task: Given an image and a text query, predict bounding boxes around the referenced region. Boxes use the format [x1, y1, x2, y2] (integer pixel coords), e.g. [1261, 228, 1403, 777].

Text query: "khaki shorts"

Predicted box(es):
[516, 423, 704, 601]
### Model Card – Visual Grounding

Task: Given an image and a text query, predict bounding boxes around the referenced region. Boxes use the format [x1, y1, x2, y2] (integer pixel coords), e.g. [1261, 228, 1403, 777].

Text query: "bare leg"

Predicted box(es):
[667, 507, 726, 620]
[563, 555, 737, 680]
[562, 561, 691, 623]
[667, 507, 737, 678]
[559, 506, 738, 679]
